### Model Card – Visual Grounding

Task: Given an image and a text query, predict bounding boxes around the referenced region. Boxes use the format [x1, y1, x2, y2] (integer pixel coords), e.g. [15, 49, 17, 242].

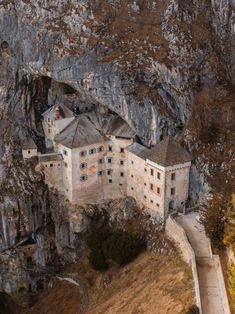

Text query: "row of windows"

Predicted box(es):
[131, 162, 176, 181]
[80, 171, 124, 181]
[79, 146, 125, 157]
[63, 146, 105, 158]
[71, 158, 125, 170]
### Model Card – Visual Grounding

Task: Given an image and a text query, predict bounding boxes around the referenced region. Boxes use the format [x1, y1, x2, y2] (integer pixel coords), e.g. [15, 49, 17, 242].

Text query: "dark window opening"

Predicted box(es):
[120, 148, 124, 153]
[151, 169, 154, 176]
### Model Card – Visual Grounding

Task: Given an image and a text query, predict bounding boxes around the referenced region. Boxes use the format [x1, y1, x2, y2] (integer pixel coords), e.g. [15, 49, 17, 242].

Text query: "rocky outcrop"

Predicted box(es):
[0, 0, 234, 295]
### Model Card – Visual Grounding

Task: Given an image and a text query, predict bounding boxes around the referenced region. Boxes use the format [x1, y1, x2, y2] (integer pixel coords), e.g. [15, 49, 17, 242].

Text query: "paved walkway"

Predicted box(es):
[176, 212, 225, 314]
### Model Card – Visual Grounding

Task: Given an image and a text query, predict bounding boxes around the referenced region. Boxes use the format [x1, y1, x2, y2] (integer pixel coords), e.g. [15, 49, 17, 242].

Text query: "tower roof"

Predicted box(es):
[54, 115, 108, 149]
[140, 136, 192, 167]
[42, 103, 74, 119]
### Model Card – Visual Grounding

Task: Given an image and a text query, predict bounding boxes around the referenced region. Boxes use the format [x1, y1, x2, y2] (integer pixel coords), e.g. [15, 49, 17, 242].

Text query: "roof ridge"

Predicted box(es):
[71, 117, 81, 148]
[54, 117, 77, 142]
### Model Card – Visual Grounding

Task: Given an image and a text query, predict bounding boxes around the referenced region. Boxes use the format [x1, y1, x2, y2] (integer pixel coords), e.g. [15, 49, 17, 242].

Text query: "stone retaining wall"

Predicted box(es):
[165, 216, 201, 312]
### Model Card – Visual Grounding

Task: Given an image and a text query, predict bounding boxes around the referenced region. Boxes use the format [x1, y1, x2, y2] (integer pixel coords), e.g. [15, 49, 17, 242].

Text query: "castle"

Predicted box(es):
[23, 104, 192, 219]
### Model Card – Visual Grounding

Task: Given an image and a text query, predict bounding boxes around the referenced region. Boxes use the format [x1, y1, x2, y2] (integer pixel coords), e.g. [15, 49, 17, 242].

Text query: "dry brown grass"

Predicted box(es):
[86, 251, 194, 314]
[20, 251, 194, 314]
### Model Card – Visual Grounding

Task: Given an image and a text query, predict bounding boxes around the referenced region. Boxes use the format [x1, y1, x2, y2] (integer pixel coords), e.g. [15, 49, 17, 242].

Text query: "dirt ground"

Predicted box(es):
[20, 251, 194, 314]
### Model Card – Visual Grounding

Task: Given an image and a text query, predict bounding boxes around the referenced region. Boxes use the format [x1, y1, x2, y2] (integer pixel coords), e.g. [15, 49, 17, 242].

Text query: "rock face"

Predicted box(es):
[0, 0, 234, 294]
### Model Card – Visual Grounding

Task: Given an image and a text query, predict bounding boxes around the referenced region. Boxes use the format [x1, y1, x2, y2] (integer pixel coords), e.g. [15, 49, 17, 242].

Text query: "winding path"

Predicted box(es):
[57, 274, 89, 314]
[176, 212, 230, 314]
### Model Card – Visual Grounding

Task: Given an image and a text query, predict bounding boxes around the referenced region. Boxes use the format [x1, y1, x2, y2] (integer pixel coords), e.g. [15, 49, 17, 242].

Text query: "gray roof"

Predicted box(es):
[42, 103, 74, 119]
[22, 138, 37, 150]
[84, 112, 136, 139]
[39, 154, 63, 162]
[105, 116, 136, 138]
[54, 115, 108, 149]
[127, 142, 146, 156]
[139, 136, 192, 167]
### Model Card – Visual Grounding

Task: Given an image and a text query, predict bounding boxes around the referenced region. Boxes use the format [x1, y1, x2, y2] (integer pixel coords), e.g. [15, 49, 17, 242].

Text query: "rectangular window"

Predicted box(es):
[144, 195, 147, 199]
[109, 179, 112, 183]
[131, 187, 134, 190]
[80, 150, 87, 157]
[80, 174, 88, 181]
[156, 203, 160, 207]
[108, 146, 112, 152]
[98, 158, 105, 164]
[157, 187, 160, 194]
[120, 160, 124, 165]
[171, 173, 176, 181]
[47, 118, 50, 123]
[63, 150, 68, 156]
[48, 128, 51, 134]
[97, 170, 105, 176]
[144, 168, 147, 172]
[28, 150, 31, 154]
[151, 169, 154, 176]
[107, 158, 112, 163]
[157, 172, 161, 179]
[144, 183, 146, 186]
[98, 146, 104, 153]
[150, 200, 153, 204]
[171, 188, 175, 195]
[131, 161, 134, 164]
[89, 148, 96, 155]
[80, 162, 87, 169]
[150, 183, 153, 190]
[131, 174, 134, 178]
[119, 183, 123, 186]
[50, 163, 53, 167]
[64, 162, 68, 168]
[107, 170, 112, 175]
[120, 172, 124, 177]
[120, 148, 124, 153]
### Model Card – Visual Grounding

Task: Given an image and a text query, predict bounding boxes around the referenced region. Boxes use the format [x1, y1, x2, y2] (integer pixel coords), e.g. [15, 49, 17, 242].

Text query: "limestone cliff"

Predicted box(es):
[0, 0, 234, 295]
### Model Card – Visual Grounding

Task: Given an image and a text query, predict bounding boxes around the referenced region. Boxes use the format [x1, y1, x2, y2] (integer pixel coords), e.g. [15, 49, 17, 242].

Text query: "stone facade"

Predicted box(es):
[25, 105, 192, 218]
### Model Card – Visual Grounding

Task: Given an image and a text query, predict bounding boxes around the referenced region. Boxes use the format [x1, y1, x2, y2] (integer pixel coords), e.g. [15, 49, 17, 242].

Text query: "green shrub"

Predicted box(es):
[87, 229, 145, 270]
[102, 231, 145, 266]
[89, 250, 109, 271]
[87, 228, 112, 251]
[185, 304, 200, 314]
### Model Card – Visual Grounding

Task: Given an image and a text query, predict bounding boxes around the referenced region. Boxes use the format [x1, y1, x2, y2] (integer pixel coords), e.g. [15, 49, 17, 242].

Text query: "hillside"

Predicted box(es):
[21, 252, 194, 314]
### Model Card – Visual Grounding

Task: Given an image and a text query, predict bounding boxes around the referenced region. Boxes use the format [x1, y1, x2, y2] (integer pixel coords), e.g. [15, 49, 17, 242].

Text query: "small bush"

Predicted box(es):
[89, 250, 109, 271]
[185, 304, 200, 314]
[87, 228, 112, 251]
[87, 228, 145, 270]
[102, 231, 145, 266]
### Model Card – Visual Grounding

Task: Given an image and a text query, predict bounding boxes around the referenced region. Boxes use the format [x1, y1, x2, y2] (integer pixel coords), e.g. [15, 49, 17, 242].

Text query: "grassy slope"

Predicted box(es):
[21, 251, 194, 314]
